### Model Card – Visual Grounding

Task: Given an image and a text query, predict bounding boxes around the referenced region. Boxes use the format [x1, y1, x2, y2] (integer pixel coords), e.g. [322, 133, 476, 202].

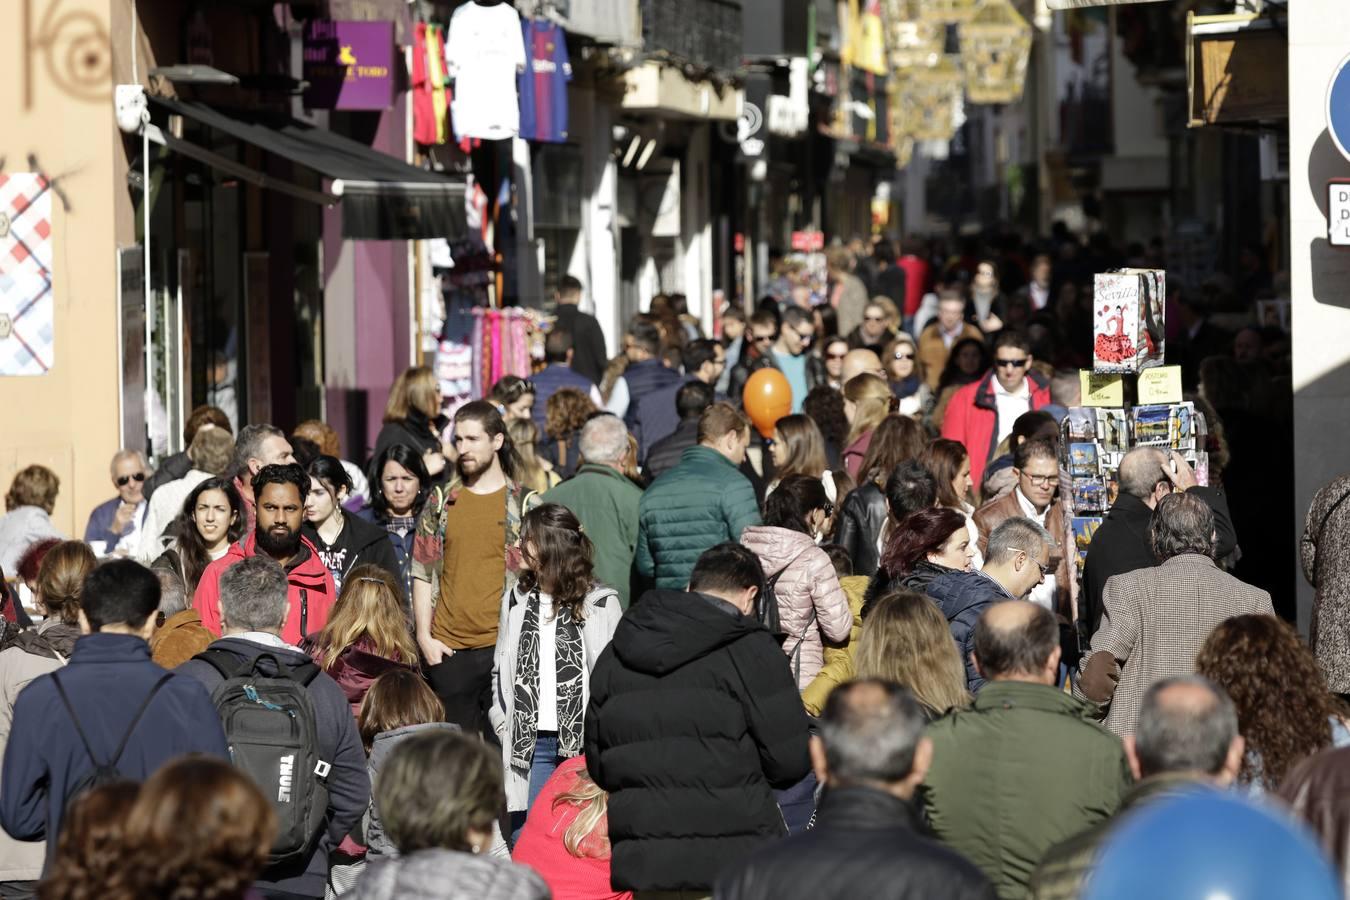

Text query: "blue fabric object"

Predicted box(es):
[1085, 789, 1341, 900]
[511, 731, 563, 844]
[82, 497, 136, 547]
[923, 570, 1014, 693]
[623, 360, 684, 458]
[529, 363, 596, 435]
[774, 352, 808, 413]
[0, 634, 229, 868]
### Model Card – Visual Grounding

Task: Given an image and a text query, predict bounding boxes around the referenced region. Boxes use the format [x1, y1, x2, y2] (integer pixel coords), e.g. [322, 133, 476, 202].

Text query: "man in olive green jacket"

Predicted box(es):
[1027, 675, 1244, 900]
[919, 601, 1131, 900]
[636, 403, 761, 591]
[543, 415, 644, 608]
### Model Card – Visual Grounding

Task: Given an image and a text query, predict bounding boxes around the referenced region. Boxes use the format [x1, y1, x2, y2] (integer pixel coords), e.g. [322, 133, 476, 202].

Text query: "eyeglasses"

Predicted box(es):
[116, 473, 147, 487]
[796, 330, 814, 343]
[995, 358, 1030, 369]
[893, 351, 915, 360]
[1011, 549, 1048, 577]
[826, 351, 848, 361]
[864, 314, 886, 322]
[821, 502, 835, 518]
[753, 333, 776, 343]
[1020, 473, 1056, 487]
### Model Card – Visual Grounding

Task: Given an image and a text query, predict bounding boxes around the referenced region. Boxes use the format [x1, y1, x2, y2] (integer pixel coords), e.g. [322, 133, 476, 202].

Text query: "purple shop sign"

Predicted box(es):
[303, 20, 394, 110]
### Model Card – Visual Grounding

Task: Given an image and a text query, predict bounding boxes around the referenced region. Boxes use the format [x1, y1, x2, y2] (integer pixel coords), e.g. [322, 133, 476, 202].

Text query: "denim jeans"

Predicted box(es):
[510, 731, 562, 844]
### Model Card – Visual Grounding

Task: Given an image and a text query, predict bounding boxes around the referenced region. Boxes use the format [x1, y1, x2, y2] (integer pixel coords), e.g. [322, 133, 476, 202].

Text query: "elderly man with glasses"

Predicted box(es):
[83, 449, 151, 557]
[941, 330, 1050, 491]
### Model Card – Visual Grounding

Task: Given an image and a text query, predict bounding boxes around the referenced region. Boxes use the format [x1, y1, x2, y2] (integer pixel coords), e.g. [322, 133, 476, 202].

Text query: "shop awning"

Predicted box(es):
[146, 96, 465, 240]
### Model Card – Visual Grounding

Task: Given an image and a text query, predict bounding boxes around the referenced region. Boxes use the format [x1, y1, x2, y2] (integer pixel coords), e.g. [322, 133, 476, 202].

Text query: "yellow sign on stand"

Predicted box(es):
[1138, 366, 1183, 406]
[1079, 371, 1125, 407]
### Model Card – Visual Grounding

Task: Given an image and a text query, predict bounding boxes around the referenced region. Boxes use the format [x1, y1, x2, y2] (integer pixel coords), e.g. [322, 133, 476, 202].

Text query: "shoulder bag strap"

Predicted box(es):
[51, 672, 105, 767]
[108, 673, 175, 768]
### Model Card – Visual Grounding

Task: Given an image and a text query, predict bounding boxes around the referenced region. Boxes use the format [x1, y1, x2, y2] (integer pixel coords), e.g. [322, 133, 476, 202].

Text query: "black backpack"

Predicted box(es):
[194, 649, 331, 867]
[53, 671, 173, 814]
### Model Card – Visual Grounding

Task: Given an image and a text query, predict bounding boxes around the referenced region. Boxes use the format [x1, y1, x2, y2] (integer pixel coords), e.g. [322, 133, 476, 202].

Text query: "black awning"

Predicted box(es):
[149, 96, 465, 240]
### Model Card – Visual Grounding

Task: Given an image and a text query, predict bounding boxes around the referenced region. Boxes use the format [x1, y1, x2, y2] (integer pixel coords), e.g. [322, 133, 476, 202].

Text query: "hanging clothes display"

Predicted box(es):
[518, 18, 572, 143]
[445, 0, 527, 141]
[462, 307, 550, 397]
[412, 23, 450, 145]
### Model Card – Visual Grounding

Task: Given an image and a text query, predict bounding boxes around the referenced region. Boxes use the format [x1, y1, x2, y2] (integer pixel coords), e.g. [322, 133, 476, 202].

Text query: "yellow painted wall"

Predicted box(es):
[0, 0, 147, 536]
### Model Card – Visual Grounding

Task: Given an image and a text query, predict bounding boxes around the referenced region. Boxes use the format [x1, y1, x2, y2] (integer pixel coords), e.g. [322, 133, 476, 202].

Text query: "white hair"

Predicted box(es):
[579, 415, 629, 465]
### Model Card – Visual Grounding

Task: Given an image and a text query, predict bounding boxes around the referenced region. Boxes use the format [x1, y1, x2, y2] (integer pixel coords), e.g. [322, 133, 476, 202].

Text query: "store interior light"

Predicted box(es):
[623, 136, 642, 167]
[635, 139, 658, 170]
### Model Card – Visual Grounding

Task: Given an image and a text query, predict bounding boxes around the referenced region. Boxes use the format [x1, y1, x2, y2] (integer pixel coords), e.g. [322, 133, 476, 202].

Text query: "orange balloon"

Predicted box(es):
[742, 368, 793, 439]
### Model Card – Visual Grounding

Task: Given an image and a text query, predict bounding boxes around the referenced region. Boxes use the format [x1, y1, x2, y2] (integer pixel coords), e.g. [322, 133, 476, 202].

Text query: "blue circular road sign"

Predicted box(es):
[1328, 53, 1350, 162]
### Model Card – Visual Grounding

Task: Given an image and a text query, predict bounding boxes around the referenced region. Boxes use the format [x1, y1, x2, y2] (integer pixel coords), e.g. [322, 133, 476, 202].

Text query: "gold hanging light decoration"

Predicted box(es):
[917, 0, 980, 26]
[959, 0, 1033, 105]
[883, 0, 944, 70]
[904, 55, 964, 142]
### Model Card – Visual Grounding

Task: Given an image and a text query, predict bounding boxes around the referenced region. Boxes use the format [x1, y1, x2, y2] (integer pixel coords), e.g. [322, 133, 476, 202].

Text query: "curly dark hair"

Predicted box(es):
[517, 504, 597, 623]
[803, 386, 848, 451]
[112, 756, 275, 900]
[545, 387, 597, 441]
[38, 782, 140, 900]
[1195, 615, 1342, 789]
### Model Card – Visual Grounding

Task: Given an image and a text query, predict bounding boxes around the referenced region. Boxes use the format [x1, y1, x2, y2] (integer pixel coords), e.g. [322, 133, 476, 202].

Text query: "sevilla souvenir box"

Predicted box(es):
[1092, 269, 1166, 374]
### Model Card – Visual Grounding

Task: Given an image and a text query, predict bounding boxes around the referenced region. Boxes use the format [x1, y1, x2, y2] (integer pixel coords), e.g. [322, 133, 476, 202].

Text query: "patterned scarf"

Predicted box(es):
[511, 588, 585, 770]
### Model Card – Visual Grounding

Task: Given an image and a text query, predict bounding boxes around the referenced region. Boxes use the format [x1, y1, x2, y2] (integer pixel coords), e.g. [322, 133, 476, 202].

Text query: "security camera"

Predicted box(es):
[115, 85, 149, 134]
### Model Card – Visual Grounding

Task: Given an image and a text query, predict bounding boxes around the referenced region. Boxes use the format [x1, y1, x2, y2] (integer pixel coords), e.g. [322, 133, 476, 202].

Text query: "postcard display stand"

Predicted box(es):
[1061, 269, 1209, 568]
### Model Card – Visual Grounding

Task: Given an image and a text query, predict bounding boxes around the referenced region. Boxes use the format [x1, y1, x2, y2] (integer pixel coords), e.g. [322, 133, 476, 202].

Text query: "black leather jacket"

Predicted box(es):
[836, 482, 888, 578]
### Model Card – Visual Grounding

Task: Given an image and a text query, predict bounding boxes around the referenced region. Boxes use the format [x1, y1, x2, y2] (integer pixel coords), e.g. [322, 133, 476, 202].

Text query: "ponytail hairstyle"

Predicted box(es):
[763, 474, 831, 537]
[453, 400, 518, 479]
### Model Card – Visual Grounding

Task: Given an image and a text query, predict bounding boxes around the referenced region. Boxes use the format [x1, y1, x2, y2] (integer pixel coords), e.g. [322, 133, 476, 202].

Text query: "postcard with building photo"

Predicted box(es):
[1098, 409, 1129, 452]
[1067, 408, 1096, 443]
[1072, 479, 1107, 513]
[1132, 406, 1171, 446]
[1072, 517, 1103, 566]
[1069, 443, 1100, 478]
[1169, 403, 1195, 450]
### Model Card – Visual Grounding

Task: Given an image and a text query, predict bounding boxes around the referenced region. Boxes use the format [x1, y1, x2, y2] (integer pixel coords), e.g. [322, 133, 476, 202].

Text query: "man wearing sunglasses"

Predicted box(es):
[83, 449, 150, 557]
[941, 331, 1050, 490]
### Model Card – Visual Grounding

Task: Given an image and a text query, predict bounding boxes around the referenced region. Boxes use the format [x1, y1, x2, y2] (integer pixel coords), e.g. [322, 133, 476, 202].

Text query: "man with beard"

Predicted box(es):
[193, 463, 337, 646]
[411, 400, 540, 734]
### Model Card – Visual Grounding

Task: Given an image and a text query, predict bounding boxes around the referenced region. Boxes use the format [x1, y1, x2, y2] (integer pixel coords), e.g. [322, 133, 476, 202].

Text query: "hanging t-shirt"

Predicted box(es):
[518, 19, 572, 143]
[445, 1, 527, 141]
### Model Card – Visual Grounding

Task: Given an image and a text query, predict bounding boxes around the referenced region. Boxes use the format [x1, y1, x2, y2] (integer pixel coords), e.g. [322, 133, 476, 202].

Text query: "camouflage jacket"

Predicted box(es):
[411, 477, 540, 607]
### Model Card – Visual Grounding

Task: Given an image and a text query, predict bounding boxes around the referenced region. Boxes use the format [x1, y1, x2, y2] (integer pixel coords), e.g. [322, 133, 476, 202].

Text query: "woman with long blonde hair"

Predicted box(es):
[512, 756, 625, 900]
[303, 564, 419, 716]
[841, 374, 897, 481]
[372, 366, 449, 479]
[509, 418, 561, 496]
[855, 590, 971, 720]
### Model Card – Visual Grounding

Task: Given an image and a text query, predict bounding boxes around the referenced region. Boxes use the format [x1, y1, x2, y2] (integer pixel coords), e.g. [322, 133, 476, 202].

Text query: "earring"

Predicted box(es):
[471, 842, 482, 855]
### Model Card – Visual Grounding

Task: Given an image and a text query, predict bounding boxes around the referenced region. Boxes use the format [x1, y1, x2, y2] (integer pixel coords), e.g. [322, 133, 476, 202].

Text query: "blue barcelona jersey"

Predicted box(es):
[518, 19, 571, 143]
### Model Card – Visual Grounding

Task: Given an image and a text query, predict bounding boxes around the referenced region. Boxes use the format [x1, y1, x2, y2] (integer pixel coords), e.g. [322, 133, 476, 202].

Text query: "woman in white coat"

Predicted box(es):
[491, 503, 622, 842]
[740, 475, 853, 690]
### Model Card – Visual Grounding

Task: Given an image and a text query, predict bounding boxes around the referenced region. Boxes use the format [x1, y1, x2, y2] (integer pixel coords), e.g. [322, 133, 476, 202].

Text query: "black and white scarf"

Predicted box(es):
[511, 588, 585, 769]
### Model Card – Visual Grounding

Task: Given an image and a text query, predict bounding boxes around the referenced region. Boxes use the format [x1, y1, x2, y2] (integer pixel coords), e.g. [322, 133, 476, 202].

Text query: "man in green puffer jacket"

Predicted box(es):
[637, 403, 761, 592]
[919, 601, 1131, 900]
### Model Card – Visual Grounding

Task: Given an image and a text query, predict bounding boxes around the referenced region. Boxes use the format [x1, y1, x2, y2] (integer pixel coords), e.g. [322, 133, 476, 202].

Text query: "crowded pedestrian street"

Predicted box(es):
[0, 0, 1345, 897]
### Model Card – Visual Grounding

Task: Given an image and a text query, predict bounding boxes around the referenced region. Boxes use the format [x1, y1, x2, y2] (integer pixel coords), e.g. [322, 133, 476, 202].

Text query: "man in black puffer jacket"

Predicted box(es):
[716, 679, 994, 900]
[585, 543, 811, 894]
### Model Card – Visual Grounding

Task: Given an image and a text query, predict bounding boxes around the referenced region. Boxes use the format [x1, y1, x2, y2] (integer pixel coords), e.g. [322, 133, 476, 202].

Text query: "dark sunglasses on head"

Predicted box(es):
[116, 472, 147, 487]
[995, 358, 1029, 369]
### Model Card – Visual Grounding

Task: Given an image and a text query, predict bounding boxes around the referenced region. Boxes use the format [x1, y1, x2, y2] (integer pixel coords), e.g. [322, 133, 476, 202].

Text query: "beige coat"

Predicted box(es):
[740, 526, 852, 689]
[0, 622, 78, 880]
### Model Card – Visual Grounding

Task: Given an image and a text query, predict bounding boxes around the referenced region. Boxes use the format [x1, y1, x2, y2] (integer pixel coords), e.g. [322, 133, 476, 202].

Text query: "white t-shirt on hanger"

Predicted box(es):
[446, 1, 527, 141]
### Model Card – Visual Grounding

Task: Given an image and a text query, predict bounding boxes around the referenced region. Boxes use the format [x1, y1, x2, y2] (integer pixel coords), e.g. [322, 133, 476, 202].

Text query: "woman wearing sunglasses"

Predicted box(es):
[883, 334, 932, 418]
[740, 475, 853, 690]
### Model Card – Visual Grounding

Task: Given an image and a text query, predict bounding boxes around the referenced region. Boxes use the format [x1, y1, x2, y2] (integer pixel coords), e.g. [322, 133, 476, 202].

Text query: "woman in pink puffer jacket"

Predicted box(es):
[741, 475, 853, 690]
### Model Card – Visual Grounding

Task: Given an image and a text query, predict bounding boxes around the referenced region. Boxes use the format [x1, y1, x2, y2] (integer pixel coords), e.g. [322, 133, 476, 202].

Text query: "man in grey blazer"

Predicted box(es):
[1076, 491, 1273, 736]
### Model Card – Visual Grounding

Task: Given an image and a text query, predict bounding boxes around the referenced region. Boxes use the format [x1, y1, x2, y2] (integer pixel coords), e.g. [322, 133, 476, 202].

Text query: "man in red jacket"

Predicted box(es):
[941, 331, 1050, 490]
[194, 463, 337, 645]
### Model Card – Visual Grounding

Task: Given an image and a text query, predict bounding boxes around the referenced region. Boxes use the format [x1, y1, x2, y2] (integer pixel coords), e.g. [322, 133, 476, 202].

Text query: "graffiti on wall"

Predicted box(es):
[23, 0, 113, 110]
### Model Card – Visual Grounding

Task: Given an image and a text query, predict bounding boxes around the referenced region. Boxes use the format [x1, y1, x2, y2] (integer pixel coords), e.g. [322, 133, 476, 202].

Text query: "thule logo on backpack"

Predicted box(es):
[278, 754, 295, 802]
